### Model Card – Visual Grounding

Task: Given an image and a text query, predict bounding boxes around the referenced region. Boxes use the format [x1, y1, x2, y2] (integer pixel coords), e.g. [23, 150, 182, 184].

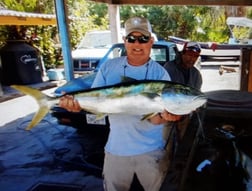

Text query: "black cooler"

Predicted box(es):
[0, 41, 43, 85]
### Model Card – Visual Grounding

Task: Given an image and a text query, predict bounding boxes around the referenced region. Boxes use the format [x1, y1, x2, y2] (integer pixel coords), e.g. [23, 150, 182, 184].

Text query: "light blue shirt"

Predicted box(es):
[92, 56, 171, 156]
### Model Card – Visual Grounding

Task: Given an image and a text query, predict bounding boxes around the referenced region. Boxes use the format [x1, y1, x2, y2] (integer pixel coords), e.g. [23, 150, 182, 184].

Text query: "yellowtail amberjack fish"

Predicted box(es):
[11, 80, 207, 130]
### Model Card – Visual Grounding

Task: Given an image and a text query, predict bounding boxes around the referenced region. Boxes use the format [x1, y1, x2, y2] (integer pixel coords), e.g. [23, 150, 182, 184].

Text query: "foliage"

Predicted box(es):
[120, 5, 230, 43]
[67, 0, 109, 49]
[247, 7, 252, 19]
[193, 6, 229, 43]
[88, 2, 109, 27]
[0, 1, 250, 70]
[153, 6, 198, 40]
[228, 7, 252, 42]
[248, 28, 252, 39]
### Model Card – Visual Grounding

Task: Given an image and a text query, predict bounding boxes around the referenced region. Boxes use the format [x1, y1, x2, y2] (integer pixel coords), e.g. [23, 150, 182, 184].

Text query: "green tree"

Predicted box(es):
[0, 0, 108, 69]
[194, 6, 229, 43]
[120, 5, 230, 43]
[67, 0, 109, 48]
[149, 6, 198, 40]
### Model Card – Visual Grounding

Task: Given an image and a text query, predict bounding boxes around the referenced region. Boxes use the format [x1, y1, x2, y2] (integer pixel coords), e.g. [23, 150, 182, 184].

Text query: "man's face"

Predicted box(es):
[123, 32, 154, 65]
[181, 50, 200, 69]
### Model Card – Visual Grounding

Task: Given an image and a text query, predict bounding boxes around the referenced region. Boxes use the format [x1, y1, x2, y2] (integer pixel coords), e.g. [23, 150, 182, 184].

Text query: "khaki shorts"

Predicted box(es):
[103, 149, 171, 191]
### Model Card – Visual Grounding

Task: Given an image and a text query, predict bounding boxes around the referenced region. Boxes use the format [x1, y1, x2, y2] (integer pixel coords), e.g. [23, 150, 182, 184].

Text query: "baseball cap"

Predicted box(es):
[125, 17, 152, 37]
[183, 42, 201, 53]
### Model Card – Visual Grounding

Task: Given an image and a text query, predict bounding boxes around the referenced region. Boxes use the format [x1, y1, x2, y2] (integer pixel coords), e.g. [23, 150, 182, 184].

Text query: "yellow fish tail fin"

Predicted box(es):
[26, 106, 50, 130]
[11, 85, 50, 130]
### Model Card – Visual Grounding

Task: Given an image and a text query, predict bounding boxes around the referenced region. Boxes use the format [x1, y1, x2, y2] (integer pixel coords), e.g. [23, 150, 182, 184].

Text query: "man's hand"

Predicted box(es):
[160, 111, 181, 121]
[58, 95, 82, 112]
[148, 110, 181, 125]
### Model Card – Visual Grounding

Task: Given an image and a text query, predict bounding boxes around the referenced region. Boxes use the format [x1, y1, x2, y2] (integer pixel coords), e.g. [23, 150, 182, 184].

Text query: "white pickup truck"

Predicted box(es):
[72, 30, 124, 71]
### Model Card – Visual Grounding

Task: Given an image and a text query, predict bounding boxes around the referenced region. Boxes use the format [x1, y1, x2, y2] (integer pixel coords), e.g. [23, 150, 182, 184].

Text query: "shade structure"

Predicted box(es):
[0, 9, 56, 25]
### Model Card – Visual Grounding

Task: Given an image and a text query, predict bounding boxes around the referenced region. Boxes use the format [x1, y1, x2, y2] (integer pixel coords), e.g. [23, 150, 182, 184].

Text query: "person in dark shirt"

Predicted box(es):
[163, 42, 203, 145]
[164, 41, 202, 90]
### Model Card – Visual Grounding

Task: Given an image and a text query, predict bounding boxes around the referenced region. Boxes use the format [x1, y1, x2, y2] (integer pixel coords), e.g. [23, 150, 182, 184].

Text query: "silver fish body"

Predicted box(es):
[74, 80, 206, 115]
[11, 80, 207, 130]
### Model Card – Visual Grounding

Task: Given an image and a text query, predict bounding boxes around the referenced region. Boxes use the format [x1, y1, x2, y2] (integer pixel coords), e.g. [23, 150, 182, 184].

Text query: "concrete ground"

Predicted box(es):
[0, 61, 251, 191]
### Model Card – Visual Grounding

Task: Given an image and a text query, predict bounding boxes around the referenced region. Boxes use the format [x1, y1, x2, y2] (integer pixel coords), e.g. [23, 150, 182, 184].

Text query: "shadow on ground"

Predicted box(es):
[0, 113, 105, 191]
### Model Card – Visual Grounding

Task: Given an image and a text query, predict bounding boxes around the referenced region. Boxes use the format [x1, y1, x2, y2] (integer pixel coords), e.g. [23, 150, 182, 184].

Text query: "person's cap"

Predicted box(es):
[125, 17, 152, 37]
[183, 42, 201, 53]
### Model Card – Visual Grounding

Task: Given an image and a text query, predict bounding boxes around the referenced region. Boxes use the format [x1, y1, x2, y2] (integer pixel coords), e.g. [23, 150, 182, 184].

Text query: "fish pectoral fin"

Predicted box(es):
[141, 113, 157, 121]
[95, 113, 107, 120]
[121, 76, 137, 82]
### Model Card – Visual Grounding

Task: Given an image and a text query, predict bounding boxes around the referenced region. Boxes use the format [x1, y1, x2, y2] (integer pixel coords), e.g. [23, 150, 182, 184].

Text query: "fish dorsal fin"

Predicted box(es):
[121, 76, 138, 82]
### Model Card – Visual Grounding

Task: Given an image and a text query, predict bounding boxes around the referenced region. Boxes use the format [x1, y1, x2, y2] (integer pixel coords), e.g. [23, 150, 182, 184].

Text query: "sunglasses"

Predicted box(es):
[126, 35, 150, 44]
[185, 47, 201, 53]
[184, 50, 200, 57]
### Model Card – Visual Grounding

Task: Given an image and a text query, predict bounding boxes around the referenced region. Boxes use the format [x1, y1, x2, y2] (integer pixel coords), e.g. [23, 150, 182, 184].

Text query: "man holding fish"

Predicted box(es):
[59, 17, 182, 191]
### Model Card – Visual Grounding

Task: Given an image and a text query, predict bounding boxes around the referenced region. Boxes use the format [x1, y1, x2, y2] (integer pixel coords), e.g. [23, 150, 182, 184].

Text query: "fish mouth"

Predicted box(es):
[195, 94, 207, 100]
[192, 95, 207, 103]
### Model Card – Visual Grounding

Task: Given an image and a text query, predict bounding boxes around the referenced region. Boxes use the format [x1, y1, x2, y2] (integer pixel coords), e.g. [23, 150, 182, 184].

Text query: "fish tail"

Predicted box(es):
[11, 85, 50, 130]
